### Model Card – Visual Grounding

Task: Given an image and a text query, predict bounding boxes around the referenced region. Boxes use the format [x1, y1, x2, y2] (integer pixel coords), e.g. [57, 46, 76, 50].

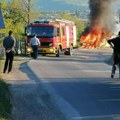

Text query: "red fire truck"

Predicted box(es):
[25, 19, 77, 57]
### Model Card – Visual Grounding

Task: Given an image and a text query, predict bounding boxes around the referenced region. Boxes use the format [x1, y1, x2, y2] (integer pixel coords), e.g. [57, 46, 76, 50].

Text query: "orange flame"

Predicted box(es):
[80, 26, 104, 48]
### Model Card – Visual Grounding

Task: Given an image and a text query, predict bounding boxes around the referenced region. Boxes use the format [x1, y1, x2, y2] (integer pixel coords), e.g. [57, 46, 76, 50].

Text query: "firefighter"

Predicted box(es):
[107, 31, 120, 78]
[30, 34, 40, 59]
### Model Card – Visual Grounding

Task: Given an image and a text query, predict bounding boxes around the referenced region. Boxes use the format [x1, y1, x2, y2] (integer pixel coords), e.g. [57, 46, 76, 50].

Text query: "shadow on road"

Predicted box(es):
[18, 60, 120, 120]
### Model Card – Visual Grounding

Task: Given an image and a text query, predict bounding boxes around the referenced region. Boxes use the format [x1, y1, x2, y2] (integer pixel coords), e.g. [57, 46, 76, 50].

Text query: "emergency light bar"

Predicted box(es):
[55, 19, 75, 25]
[31, 18, 75, 25]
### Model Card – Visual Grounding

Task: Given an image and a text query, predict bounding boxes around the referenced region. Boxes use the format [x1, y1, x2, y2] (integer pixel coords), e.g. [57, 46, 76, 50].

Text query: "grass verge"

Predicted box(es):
[0, 78, 11, 120]
[0, 55, 30, 120]
[0, 59, 11, 120]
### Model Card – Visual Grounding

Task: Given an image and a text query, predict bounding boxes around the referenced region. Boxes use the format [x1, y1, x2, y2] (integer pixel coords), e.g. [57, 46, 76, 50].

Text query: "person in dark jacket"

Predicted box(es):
[107, 31, 120, 78]
[3, 30, 16, 73]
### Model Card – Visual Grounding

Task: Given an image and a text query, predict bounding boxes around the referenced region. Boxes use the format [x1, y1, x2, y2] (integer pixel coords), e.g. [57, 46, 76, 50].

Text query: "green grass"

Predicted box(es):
[0, 78, 11, 120]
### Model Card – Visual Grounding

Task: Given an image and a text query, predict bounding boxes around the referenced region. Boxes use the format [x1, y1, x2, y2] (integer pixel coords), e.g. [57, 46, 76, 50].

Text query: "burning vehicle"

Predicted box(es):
[80, 0, 120, 48]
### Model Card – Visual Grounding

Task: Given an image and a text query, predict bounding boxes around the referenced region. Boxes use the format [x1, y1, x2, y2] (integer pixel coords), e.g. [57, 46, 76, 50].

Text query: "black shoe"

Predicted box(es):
[111, 74, 114, 78]
[8, 70, 11, 73]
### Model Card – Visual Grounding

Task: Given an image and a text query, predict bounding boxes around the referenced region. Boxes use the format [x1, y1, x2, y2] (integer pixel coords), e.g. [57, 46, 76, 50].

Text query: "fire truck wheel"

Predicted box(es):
[68, 45, 73, 56]
[64, 46, 73, 56]
[42, 54, 46, 56]
[30, 52, 34, 57]
[56, 47, 60, 57]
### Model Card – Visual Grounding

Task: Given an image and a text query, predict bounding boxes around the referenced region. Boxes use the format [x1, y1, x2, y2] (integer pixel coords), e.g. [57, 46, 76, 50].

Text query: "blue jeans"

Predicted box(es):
[111, 53, 120, 75]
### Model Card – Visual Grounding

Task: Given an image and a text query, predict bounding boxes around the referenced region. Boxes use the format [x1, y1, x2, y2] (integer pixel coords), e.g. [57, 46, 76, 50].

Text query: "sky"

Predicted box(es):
[35, 0, 120, 13]
[35, 0, 89, 11]
[2, 0, 89, 11]
[2, 0, 120, 12]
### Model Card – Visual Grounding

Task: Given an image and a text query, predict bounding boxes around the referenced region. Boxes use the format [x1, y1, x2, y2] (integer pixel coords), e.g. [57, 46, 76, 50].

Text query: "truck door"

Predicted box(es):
[60, 25, 67, 49]
[66, 26, 70, 48]
[73, 26, 77, 47]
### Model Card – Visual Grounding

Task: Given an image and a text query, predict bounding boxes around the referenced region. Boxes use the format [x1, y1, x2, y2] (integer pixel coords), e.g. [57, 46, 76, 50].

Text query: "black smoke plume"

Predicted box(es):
[89, 0, 114, 31]
[80, 0, 120, 48]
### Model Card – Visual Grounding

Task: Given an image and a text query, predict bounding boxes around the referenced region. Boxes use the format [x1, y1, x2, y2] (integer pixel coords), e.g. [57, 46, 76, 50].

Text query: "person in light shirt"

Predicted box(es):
[30, 34, 40, 59]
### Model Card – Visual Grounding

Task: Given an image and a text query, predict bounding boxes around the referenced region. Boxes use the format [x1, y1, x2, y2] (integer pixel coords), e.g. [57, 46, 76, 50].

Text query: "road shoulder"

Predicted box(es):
[1, 57, 67, 120]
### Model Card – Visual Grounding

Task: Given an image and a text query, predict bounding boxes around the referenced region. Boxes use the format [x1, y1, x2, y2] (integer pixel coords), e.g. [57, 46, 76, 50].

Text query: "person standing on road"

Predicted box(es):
[107, 31, 120, 78]
[30, 34, 40, 59]
[3, 30, 16, 73]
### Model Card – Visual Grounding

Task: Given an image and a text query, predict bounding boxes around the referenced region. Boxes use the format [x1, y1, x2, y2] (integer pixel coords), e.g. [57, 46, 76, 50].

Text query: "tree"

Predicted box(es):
[0, 1, 26, 37]
[0, 0, 38, 53]
[20, 0, 40, 24]
[20, 0, 32, 24]
[0, 0, 39, 44]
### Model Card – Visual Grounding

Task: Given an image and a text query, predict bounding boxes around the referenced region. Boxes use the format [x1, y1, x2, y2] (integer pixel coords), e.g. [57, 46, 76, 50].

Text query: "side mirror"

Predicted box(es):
[24, 27, 27, 36]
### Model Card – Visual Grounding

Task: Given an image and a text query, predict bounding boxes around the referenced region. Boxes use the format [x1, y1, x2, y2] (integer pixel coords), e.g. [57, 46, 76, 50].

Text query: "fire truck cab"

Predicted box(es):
[25, 19, 77, 57]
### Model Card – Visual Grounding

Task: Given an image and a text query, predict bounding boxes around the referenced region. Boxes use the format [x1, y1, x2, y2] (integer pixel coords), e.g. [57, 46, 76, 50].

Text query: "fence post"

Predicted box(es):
[0, 47, 4, 59]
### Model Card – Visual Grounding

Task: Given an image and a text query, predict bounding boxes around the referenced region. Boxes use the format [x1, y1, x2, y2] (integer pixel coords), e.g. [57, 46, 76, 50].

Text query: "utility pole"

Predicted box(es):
[21, 0, 31, 24]
[28, 0, 30, 25]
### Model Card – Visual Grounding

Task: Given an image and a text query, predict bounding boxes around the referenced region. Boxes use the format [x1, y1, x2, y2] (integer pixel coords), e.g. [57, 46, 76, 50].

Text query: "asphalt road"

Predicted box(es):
[27, 48, 120, 120]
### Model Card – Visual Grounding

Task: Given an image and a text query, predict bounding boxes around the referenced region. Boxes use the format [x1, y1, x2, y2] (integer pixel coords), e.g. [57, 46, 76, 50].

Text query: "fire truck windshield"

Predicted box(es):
[26, 26, 54, 38]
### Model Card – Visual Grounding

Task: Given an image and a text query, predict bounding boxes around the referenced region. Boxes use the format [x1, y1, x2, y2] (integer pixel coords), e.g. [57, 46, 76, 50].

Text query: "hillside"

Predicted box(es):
[35, 0, 89, 11]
